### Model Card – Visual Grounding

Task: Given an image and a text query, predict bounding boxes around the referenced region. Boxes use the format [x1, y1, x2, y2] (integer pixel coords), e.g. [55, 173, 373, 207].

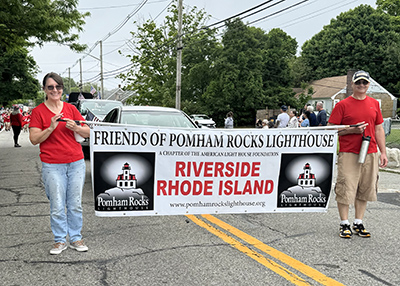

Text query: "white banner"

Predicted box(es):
[91, 126, 338, 217]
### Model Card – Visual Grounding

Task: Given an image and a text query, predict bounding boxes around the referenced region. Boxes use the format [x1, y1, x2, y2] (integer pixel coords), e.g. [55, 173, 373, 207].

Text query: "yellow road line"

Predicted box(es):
[202, 214, 344, 286]
[186, 215, 312, 286]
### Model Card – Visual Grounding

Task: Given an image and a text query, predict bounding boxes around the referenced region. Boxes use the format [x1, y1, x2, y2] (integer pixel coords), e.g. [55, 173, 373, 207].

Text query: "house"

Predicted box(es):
[302, 72, 397, 118]
[103, 85, 137, 105]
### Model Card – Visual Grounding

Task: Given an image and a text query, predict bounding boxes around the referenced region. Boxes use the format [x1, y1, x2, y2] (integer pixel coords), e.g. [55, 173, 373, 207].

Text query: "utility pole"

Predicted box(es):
[175, 0, 183, 110]
[68, 68, 71, 95]
[79, 59, 83, 92]
[100, 40, 104, 98]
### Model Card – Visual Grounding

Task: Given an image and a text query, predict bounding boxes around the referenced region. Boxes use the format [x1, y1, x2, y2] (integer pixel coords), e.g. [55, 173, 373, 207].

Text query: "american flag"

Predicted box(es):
[85, 110, 101, 128]
[90, 86, 97, 95]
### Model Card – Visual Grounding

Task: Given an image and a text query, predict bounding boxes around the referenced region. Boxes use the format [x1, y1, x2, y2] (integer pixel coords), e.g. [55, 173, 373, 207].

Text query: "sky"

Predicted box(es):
[30, 0, 377, 91]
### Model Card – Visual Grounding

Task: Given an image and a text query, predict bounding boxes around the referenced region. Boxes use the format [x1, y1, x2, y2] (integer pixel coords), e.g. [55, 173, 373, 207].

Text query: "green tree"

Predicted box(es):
[300, 4, 400, 93]
[203, 20, 298, 126]
[62, 77, 78, 95]
[118, 2, 219, 113]
[377, 0, 400, 16]
[0, 0, 89, 52]
[0, 0, 89, 106]
[0, 48, 40, 106]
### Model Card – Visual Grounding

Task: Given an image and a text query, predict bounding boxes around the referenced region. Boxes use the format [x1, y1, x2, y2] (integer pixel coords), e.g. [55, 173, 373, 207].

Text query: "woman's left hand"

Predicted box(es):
[64, 118, 77, 131]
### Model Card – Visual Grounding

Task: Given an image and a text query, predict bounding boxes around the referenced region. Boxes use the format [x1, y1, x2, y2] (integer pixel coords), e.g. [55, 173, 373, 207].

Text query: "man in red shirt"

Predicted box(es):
[328, 70, 388, 239]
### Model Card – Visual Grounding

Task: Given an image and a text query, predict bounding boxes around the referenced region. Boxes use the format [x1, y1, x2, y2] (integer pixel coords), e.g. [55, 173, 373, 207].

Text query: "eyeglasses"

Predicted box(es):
[354, 80, 369, 86]
[47, 85, 63, 91]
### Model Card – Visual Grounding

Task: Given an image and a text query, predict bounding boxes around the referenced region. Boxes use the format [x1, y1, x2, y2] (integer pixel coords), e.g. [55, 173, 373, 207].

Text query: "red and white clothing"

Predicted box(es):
[22, 113, 31, 127]
[3, 113, 10, 123]
[30, 103, 85, 164]
[328, 96, 383, 154]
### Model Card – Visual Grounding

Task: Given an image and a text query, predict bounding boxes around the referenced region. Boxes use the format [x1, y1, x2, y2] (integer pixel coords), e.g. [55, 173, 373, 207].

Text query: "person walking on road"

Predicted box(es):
[29, 72, 90, 254]
[328, 70, 388, 239]
[10, 106, 23, 147]
[316, 102, 327, 126]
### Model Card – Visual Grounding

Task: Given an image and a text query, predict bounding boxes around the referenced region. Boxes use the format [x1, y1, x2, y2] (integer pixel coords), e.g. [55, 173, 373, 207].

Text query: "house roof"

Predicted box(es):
[103, 88, 137, 103]
[303, 75, 396, 101]
[309, 75, 347, 99]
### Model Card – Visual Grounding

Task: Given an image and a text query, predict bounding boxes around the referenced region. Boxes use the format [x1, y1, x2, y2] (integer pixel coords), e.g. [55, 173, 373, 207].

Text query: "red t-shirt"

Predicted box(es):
[30, 102, 85, 163]
[10, 113, 23, 126]
[328, 96, 383, 154]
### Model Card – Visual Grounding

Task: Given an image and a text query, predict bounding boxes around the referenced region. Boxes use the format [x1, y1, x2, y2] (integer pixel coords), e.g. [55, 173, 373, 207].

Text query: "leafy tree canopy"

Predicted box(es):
[0, 0, 90, 106]
[203, 20, 298, 126]
[0, 0, 90, 52]
[0, 48, 40, 106]
[377, 0, 400, 16]
[118, 2, 219, 115]
[300, 4, 400, 93]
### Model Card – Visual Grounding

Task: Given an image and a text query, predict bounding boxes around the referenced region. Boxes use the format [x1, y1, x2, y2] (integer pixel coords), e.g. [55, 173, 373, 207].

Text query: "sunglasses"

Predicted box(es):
[354, 80, 369, 85]
[47, 85, 63, 91]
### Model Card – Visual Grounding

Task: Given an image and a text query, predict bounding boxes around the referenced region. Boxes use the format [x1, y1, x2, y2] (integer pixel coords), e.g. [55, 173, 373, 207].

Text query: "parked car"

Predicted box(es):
[103, 106, 199, 129]
[190, 114, 216, 128]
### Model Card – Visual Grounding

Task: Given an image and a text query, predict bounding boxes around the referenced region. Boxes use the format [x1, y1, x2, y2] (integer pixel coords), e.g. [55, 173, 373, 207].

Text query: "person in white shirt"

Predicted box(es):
[224, 111, 234, 128]
[275, 105, 289, 128]
[288, 110, 299, 128]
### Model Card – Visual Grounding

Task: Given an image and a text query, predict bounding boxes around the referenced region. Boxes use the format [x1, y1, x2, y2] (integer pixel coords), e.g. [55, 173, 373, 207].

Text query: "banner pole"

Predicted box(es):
[58, 119, 356, 130]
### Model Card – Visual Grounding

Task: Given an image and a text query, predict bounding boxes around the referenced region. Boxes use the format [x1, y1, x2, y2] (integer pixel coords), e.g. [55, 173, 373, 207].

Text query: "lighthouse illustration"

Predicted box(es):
[297, 163, 316, 188]
[116, 162, 137, 189]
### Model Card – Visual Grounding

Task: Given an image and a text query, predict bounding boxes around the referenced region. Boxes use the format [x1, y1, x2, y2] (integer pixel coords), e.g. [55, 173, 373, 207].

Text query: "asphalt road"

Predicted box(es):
[1, 130, 400, 286]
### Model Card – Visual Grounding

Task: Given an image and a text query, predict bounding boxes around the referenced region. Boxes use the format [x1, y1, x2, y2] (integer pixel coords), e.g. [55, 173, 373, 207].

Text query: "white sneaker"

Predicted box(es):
[50, 242, 67, 255]
[69, 240, 88, 252]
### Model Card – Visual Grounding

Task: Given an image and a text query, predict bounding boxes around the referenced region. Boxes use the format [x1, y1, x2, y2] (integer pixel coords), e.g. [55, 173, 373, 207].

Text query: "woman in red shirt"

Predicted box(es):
[29, 72, 90, 255]
[10, 106, 23, 147]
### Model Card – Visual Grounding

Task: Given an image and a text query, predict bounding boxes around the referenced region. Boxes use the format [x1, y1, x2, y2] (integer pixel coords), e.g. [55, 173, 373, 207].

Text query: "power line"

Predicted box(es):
[248, 0, 309, 26]
[64, 0, 295, 84]
[79, 0, 168, 11]
[105, 0, 310, 85]
[68, 0, 350, 90]
[153, 0, 173, 21]
[63, 0, 149, 75]
[278, 0, 359, 29]
[205, 0, 279, 28]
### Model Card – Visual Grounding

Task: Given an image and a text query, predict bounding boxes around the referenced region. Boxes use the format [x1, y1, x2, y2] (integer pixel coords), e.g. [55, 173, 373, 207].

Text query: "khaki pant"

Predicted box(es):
[335, 152, 379, 205]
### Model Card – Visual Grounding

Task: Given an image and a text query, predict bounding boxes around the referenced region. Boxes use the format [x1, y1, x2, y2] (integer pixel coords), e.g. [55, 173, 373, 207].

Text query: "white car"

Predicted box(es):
[190, 114, 216, 128]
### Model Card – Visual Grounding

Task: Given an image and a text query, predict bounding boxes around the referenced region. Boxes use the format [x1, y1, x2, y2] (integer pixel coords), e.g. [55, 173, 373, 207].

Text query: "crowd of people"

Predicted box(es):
[255, 102, 328, 129]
